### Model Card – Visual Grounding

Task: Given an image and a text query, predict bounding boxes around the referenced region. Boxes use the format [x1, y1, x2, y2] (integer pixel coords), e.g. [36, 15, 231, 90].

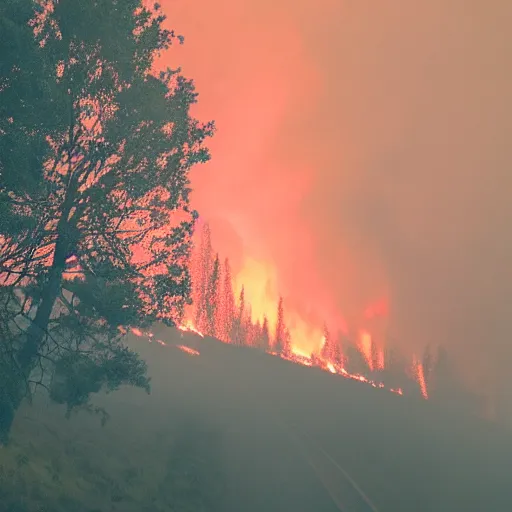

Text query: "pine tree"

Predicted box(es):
[430, 345, 458, 401]
[283, 327, 292, 356]
[231, 286, 245, 345]
[260, 316, 270, 351]
[422, 343, 435, 387]
[335, 332, 349, 367]
[0, 0, 214, 443]
[345, 343, 368, 375]
[205, 254, 220, 337]
[332, 338, 343, 367]
[274, 297, 285, 354]
[384, 344, 409, 389]
[243, 304, 255, 346]
[373, 342, 385, 371]
[320, 324, 334, 361]
[216, 257, 235, 342]
[194, 222, 213, 329]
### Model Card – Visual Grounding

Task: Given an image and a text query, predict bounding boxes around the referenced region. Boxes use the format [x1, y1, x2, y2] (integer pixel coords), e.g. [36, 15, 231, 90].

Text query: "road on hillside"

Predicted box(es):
[279, 419, 380, 512]
[217, 408, 379, 512]
[137, 332, 512, 512]
[161, 337, 382, 512]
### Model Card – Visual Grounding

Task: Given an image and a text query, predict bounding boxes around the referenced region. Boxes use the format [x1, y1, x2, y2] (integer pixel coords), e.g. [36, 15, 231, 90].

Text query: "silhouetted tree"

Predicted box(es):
[0, 0, 213, 443]
[428, 345, 477, 411]
[422, 343, 436, 388]
[252, 320, 262, 348]
[274, 297, 285, 354]
[260, 316, 271, 351]
[283, 327, 292, 356]
[231, 286, 245, 345]
[205, 254, 220, 337]
[371, 339, 385, 371]
[382, 344, 410, 390]
[216, 257, 235, 342]
[243, 304, 256, 346]
[332, 337, 343, 367]
[344, 343, 368, 375]
[194, 222, 213, 330]
[320, 324, 335, 361]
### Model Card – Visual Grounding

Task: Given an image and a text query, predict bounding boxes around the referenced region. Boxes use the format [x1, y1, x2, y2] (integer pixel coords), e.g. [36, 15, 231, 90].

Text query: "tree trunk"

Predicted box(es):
[17, 251, 67, 372]
[0, 261, 66, 444]
[0, 193, 75, 443]
[0, 362, 22, 445]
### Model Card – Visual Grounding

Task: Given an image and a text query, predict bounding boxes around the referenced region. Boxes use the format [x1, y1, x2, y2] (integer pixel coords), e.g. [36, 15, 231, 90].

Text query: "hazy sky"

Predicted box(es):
[158, 0, 512, 400]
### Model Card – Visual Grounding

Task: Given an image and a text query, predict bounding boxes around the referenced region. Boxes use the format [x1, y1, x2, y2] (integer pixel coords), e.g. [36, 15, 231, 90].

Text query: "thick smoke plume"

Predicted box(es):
[158, 1, 512, 418]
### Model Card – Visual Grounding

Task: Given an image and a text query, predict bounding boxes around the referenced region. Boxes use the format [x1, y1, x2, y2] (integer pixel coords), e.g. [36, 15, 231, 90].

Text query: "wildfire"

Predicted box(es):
[178, 320, 205, 338]
[359, 330, 374, 372]
[184, 222, 431, 400]
[414, 356, 429, 400]
[125, 221, 432, 401]
[128, 316, 410, 398]
[129, 323, 200, 356]
[177, 344, 201, 357]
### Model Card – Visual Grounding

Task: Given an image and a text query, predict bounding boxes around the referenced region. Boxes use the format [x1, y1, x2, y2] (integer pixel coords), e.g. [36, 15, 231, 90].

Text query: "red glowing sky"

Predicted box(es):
[156, 0, 512, 405]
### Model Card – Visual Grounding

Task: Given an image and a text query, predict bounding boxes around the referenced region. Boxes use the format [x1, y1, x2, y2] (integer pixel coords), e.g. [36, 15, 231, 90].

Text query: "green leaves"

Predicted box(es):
[49, 343, 150, 412]
[0, 0, 214, 433]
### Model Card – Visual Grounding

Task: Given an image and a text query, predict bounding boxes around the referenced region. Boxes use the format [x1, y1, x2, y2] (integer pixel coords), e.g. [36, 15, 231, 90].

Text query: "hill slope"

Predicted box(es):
[1, 325, 511, 511]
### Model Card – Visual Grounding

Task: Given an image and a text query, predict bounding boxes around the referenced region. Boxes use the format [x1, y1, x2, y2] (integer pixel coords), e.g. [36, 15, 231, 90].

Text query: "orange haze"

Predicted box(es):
[156, 0, 512, 420]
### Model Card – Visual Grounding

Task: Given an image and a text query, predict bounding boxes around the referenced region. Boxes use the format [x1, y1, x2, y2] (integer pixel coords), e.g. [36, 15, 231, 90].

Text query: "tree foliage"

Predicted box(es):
[205, 253, 220, 337]
[0, 0, 213, 441]
[274, 297, 285, 354]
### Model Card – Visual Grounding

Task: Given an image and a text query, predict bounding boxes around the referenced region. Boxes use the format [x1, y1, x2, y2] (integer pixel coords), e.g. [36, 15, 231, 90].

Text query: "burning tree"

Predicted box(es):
[231, 286, 246, 345]
[205, 253, 220, 337]
[274, 296, 285, 354]
[332, 332, 344, 367]
[283, 326, 292, 356]
[243, 305, 258, 347]
[216, 257, 235, 342]
[0, 0, 213, 443]
[258, 316, 271, 351]
[320, 324, 335, 361]
[192, 222, 213, 332]
[344, 343, 368, 375]
[427, 345, 478, 412]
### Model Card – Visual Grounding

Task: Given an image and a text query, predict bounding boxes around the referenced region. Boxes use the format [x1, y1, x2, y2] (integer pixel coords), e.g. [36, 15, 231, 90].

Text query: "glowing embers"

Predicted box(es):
[176, 344, 201, 357]
[178, 321, 205, 338]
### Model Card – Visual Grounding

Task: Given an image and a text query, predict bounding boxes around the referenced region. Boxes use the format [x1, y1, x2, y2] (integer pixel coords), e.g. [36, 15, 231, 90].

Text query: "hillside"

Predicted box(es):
[1, 325, 511, 511]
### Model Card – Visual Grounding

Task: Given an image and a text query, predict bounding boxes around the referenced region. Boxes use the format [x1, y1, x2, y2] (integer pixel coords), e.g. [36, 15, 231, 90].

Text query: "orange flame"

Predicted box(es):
[182, 223, 434, 401]
[413, 356, 429, 399]
[176, 345, 201, 356]
[178, 320, 205, 338]
[359, 330, 374, 372]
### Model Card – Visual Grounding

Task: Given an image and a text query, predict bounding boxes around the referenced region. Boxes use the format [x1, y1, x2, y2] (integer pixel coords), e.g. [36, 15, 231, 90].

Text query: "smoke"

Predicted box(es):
[158, 1, 512, 409]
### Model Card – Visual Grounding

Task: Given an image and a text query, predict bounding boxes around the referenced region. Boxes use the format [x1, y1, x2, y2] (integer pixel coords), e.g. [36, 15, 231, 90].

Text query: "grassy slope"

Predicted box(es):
[0, 329, 226, 512]
[1, 401, 226, 512]
[1, 326, 511, 511]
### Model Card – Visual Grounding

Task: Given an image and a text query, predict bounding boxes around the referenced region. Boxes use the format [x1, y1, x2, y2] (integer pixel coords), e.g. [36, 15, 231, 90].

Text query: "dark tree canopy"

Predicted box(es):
[0, 0, 214, 441]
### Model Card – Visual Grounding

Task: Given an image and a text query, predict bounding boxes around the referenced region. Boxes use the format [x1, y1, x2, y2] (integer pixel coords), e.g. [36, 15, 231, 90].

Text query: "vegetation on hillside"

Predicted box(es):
[0, 396, 225, 512]
[0, 0, 213, 442]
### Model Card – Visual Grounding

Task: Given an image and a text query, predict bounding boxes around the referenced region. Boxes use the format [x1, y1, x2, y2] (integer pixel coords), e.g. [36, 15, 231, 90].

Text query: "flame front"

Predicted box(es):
[180, 222, 436, 399]
[128, 222, 437, 400]
[178, 320, 205, 338]
[177, 345, 201, 357]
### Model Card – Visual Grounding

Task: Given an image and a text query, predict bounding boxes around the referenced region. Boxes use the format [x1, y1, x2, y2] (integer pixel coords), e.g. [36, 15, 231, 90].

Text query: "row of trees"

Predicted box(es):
[188, 223, 395, 374]
[187, 223, 484, 411]
[0, 1, 213, 443]
[189, 223, 292, 353]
